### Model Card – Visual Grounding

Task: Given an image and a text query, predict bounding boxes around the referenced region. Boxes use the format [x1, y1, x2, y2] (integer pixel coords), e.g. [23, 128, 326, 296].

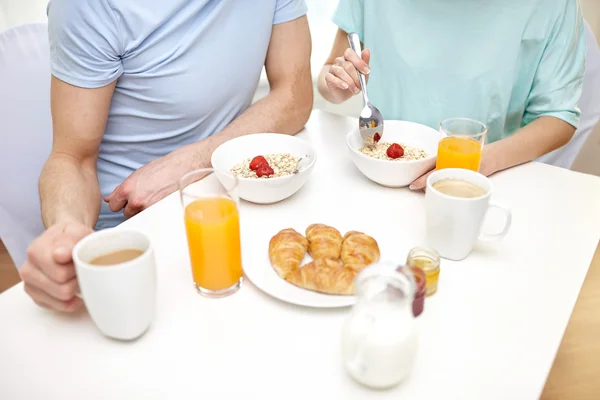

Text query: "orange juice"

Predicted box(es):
[436, 136, 482, 171]
[184, 197, 242, 291]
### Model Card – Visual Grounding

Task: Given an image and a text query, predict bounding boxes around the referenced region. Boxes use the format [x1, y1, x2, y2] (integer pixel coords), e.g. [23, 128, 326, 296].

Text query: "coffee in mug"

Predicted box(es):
[431, 179, 486, 198]
[90, 249, 145, 266]
[425, 169, 512, 260]
[72, 229, 157, 340]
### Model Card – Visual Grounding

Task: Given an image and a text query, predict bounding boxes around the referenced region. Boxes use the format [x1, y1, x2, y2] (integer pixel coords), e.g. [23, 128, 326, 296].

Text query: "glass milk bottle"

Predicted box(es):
[341, 263, 418, 389]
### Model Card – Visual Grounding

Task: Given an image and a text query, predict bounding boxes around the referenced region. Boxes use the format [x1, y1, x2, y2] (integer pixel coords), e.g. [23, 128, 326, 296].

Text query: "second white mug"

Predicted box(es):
[425, 168, 512, 260]
[72, 228, 157, 340]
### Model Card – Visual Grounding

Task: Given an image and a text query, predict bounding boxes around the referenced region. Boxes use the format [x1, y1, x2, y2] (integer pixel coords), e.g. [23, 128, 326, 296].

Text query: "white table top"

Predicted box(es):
[2, 110, 600, 400]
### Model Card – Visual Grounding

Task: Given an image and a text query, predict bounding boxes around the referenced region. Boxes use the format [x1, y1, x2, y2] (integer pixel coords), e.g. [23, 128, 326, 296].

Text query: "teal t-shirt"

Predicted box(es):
[332, 0, 586, 143]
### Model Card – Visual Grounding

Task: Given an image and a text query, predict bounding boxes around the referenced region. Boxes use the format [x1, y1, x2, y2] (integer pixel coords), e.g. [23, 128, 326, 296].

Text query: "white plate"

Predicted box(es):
[240, 222, 359, 308]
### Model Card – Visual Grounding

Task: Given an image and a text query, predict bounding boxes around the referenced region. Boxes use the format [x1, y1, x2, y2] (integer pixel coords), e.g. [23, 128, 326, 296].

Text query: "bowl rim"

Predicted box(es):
[346, 121, 444, 165]
[211, 132, 318, 182]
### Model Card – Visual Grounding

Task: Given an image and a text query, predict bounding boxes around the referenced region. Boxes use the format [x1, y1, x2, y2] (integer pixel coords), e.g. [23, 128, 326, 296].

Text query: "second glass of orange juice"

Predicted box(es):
[179, 168, 243, 297]
[436, 118, 487, 172]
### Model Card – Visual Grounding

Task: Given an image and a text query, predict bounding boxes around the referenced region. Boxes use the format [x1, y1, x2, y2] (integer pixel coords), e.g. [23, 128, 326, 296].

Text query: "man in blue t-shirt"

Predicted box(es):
[20, 0, 313, 312]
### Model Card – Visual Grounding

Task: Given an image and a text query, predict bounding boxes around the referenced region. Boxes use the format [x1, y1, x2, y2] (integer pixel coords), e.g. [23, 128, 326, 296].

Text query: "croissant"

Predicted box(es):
[286, 258, 357, 295]
[305, 223, 343, 260]
[341, 231, 380, 271]
[268, 228, 308, 279]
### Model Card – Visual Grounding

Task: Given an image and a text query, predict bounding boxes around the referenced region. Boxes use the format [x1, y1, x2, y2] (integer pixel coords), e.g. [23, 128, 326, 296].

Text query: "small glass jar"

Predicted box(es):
[406, 246, 440, 296]
[341, 262, 418, 390]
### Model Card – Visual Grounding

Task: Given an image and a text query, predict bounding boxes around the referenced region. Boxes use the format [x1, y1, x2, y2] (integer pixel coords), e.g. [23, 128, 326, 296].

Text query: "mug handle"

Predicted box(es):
[479, 202, 512, 242]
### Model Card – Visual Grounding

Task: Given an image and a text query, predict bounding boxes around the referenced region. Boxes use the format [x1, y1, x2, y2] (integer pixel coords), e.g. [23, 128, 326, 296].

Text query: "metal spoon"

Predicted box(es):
[348, 32, 384, 145]
[293, 156, 307, 174]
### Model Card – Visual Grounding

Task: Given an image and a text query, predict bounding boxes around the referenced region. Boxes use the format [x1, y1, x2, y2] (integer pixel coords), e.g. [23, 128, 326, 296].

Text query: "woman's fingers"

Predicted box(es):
[329, 64, 360, 93]
[341, 61, 362, 91]
[361, 48, 371, 66]
[409, 170, 435, 191]
[324, 48, 372, 102]
[344, 47, 370, 75]
[325, 73, 350, 91]
[335, 55, 361, 90]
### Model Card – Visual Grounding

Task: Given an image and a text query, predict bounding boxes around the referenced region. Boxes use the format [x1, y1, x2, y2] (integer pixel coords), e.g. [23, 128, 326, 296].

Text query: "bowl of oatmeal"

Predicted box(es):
[346, 120, 445, 187]
[211, 133, 317, 204]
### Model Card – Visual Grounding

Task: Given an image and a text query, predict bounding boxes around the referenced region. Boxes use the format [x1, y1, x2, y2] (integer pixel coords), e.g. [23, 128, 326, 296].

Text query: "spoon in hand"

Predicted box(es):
[348, 32, 384, 145]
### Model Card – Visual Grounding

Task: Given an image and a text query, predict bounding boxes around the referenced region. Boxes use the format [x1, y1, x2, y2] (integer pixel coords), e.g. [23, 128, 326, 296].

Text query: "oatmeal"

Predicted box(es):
[359, 142, 428, 161]
[231, 153, 299, 179]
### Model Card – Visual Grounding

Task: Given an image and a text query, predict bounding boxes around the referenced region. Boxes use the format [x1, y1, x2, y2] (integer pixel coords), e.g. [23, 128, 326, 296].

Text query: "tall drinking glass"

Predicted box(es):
[436, 118, 487, 172]
[179, 168, 243, 297]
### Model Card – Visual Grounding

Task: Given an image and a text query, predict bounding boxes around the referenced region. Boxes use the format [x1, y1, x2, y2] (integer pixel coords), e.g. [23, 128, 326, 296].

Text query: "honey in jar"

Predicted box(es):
[406, 246, 440, 296]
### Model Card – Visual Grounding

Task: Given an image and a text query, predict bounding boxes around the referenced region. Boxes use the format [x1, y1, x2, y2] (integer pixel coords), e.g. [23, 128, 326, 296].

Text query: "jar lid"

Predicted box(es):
[406, 246, 440, 270]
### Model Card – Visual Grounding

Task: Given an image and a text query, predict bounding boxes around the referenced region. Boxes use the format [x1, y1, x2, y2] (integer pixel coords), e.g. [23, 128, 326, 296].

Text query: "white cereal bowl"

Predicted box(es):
[346, 120, 445, 187]
[211, 133, 317, 204]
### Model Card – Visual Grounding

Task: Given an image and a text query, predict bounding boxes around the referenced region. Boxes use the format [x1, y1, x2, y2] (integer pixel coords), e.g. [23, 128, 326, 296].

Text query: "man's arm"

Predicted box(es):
[199, 14, 314, 160]
[106, 15, 313, 217]
[40, 77, 115, 228]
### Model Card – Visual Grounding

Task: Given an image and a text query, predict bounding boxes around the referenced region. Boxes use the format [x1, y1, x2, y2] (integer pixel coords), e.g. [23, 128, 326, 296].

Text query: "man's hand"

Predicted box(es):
[20, 222, 92, 312]
[105, 147, 197, 219]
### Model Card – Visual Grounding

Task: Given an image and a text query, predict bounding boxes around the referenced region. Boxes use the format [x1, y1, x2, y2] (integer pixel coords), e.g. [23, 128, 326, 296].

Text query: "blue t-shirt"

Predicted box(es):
[48, 0, 307, 229]
[332, 0, 585, 144]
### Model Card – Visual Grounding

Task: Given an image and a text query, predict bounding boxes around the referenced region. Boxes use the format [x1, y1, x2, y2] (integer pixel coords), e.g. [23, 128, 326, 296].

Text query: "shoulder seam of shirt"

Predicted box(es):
[105, 0, 125, 56]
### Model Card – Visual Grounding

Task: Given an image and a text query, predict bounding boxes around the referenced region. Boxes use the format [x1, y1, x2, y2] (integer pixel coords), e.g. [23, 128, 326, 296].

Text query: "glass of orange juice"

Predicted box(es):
[436, 118, 487, 172]
[179, 168, 243, 297]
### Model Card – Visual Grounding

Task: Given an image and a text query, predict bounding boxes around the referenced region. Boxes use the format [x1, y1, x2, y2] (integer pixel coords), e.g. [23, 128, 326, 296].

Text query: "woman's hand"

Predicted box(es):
[408, 169, 435, 191]
[409, 157, 498, 191]
[323, 48, 371, 104]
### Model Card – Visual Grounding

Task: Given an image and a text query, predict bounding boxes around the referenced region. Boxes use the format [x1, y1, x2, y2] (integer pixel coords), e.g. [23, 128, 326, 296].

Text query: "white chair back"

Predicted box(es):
[538, 20, 600, 169]
[0, 23, 51, 268]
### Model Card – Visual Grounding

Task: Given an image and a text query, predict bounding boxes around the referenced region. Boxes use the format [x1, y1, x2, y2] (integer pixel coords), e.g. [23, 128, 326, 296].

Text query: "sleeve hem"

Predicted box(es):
[331, 15, 360, 40]
[527, 111, 580, 130]
[273, 4, 308, 25]
[51, 69, 122, 89]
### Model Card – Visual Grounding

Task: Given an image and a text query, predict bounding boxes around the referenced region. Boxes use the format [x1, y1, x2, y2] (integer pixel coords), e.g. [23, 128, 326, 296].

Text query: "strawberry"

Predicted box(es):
[373, 132, 381, 143]
[386, 143, 404, 159]
[249, 156, 268, 171]
[256, 164, 275, 177]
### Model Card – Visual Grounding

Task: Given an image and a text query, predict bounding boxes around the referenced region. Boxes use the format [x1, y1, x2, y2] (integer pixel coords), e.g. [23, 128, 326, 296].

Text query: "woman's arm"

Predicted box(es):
[480, 117, 575, 176]
[409, 117, 576, 190]
[318, 28, 371, 104]
[410, 0, 585, 190]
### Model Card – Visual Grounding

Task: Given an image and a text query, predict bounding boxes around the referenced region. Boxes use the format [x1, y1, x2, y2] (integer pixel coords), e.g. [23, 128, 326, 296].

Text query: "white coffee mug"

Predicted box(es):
[425, 168, 512, 261]
[72, 228, 157, 340]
